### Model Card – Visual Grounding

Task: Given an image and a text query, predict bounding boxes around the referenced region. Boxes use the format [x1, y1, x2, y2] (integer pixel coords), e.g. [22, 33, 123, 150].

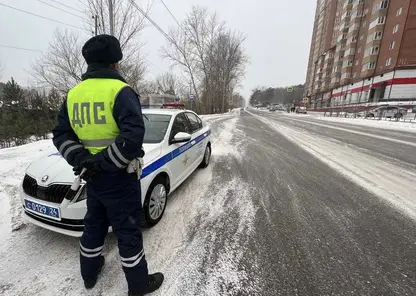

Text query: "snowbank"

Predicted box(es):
[0, 112, 254, 296]
[313, 115, 416, 133]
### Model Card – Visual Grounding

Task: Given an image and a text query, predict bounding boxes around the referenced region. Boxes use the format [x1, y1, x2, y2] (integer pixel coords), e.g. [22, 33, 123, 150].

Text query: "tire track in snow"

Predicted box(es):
[145, 113, 261, 296]
[248, 110, 416, 221]
[0, 114, 249, 296]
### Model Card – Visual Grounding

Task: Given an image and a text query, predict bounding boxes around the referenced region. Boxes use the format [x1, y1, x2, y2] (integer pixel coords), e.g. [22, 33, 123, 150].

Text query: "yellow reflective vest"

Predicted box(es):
[67, 79, 128, 155]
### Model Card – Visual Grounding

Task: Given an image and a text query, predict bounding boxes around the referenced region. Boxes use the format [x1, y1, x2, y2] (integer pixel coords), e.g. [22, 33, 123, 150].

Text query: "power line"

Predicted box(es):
[48, 0, 84, 14]
[128, 0, 176, 45]
[35, 0, 84, 19]
[0, 44, 43, 53]
[0, 2, 87, 31]
[159, 0, 185, 33]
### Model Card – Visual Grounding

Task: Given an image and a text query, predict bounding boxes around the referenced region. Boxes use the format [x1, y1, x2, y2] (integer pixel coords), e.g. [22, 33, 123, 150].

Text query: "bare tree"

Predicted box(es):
[32, 0, 152, 93]
[32, 30, 85, 93]
[161, 6, 248, 114]
[155, 72, 188, 96]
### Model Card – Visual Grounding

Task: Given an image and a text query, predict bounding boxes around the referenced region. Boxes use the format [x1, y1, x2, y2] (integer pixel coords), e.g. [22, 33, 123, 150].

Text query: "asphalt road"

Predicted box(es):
[1, 109, 415, 296]
[230, 109, 416, 296]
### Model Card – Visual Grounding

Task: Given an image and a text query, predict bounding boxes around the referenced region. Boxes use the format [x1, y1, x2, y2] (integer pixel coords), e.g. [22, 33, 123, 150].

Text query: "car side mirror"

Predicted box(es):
[170, 132, 191, 144]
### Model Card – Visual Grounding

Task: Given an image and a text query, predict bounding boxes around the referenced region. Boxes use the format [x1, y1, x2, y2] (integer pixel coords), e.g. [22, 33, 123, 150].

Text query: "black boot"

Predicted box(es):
[84, 256, 105, 289]
[128, 273, 164, 296]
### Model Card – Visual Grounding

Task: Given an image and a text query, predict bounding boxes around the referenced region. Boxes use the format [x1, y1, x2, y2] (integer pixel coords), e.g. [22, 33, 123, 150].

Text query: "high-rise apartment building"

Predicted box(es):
[304, 0, 416, 109]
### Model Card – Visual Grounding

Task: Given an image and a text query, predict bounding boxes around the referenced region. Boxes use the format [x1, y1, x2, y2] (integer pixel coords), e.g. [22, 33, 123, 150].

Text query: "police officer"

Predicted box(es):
[52, 34, 164, 295]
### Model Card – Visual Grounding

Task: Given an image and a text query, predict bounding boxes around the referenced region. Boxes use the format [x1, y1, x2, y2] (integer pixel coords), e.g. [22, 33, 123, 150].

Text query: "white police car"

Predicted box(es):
[20, 104, 212, 237]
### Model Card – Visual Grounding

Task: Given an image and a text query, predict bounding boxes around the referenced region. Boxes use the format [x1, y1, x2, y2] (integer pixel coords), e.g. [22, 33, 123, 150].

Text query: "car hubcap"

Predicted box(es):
[205, 147, 211, 164]
[149, 184, 167, 220]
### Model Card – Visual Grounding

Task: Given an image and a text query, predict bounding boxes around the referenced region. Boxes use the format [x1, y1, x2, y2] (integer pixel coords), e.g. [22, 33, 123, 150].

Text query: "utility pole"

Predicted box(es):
[108, 0, 114, 35]
[189, 81, 193, 111]
[93, 15, 98, 36]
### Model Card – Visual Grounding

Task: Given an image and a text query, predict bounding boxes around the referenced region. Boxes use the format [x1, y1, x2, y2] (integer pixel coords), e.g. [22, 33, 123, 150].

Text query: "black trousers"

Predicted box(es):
[80, 170, 149, 293]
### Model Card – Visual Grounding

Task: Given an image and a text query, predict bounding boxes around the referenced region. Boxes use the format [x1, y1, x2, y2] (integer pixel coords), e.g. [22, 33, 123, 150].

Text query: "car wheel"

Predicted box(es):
[141, 176, 168, 227]
[199, 145, 211, 169]
[394, 113, 403, 119]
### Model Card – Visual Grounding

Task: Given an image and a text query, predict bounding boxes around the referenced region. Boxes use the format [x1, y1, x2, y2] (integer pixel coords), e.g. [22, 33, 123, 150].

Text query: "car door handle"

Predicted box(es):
[191, 140, 196, 145]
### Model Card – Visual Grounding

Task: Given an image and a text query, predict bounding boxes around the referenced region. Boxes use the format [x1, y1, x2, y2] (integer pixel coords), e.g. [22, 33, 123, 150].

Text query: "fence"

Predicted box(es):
[319, 109, 416, 123]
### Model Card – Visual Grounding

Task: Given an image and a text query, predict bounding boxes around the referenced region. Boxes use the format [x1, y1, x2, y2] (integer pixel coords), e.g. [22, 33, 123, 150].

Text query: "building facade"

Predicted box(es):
[304, 0, 416, 110]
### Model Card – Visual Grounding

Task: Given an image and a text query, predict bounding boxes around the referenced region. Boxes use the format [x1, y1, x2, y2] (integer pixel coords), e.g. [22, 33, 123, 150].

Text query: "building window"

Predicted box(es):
[386, 58, 391, 66]
[396, 7, 403, 16]
[372, 1, 389, 13]
[393, 24, 399, 34]
[356, 60, 359, 65]
[389, 40, 395, 50]
[368, 31, 383, 42]
[352, 35, 358, 42]
[362, 61, 376, 71]
[343, 60, 353, 68]
[371, 46, 379, 55]
[381, 0, 389, 9]
[358, 47, 361, 53]
[369, 17, 386, 29]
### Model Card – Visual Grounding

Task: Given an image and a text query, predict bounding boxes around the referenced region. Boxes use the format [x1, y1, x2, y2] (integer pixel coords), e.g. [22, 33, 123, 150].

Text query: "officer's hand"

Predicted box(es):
[75, 157, 102, 182]
[73, 166, 83, 176]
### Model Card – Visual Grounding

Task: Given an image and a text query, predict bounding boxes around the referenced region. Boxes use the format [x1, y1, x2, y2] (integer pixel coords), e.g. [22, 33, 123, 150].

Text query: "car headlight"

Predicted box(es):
[76, 186, 87, 201]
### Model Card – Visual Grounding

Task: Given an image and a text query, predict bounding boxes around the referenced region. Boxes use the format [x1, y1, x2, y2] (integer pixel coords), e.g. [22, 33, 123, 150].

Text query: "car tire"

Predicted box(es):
[141, 176, 168, 228]
[394, 113, 403, 119]
[199, 145, 211, 169]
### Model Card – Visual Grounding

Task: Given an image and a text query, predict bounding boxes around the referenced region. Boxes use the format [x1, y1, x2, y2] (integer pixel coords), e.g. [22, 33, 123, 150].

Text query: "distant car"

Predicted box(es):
[296, 106, 307, 114]
[366, 106, 407, 118]
[20, 105, 212, 237]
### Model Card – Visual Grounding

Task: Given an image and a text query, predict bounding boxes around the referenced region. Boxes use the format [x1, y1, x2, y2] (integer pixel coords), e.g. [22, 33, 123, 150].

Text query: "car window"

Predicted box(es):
[143, 114, 172, 143]
[185, 112, 202, 133]
[171, 113, 191, 138]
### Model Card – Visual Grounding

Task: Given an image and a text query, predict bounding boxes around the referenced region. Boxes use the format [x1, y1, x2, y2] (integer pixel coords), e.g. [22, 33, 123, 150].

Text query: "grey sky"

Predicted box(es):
[0, 0, 315, 98]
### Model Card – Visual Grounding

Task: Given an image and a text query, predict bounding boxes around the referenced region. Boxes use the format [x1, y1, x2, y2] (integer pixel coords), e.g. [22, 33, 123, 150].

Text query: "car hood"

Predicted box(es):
[26, 144, 163, 185]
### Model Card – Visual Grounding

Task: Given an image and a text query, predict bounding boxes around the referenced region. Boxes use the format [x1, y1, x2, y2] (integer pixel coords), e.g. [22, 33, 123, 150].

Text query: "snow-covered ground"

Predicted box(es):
[301, 113, 416, 133]
[2, 108, 416, 295]
[0, 112, 254, 296]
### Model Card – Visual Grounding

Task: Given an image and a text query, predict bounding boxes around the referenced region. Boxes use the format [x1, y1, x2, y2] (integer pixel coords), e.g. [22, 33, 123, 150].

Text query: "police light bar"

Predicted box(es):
[161, 103, 185, 109]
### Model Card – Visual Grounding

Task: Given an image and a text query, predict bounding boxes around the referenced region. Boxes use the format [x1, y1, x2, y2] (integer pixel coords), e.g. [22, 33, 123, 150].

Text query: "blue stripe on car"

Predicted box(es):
[46, 129, 211, 178]
[141, 129, 211, 179]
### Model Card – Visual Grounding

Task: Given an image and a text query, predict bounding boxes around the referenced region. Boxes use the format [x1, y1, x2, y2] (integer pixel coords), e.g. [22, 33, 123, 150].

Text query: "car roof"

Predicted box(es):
[142, 108, 195, 116]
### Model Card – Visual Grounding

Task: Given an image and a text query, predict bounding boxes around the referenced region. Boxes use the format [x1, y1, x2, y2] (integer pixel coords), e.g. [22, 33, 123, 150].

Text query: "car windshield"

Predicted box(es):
[143, 114, 172, 143]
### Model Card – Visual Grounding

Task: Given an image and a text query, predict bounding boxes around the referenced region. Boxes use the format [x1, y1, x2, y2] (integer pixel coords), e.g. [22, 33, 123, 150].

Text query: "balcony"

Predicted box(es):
[372, 0, 389, 15]
[340, 21, 349, 31]
[337, 33, 348, 44]
[341, 14, 352, 23]
[344, 0, 354, 9]
[349, 23, 360, 33]
[324, 53, 334, 61]
[361, 52, 378, 65]
[342, 60, 354, 69]
[344, 47, 355, 57]
[369, 16, 386, 30]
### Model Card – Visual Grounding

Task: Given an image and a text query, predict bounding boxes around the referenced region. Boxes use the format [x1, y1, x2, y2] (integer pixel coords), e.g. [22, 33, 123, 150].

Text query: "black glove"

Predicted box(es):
[73, 157, 102, 183]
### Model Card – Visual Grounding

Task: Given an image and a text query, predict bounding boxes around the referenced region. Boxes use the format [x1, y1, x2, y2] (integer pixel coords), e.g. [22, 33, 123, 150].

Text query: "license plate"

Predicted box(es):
[24, 199, 61, 221]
